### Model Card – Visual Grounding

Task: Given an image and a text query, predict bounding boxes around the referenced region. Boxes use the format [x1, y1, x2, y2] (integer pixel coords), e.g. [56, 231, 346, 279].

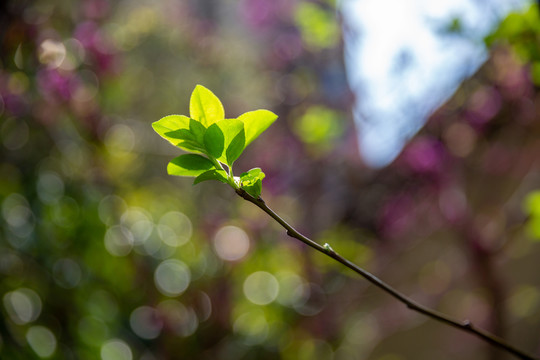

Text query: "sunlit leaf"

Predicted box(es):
[189, 118, 207, 145]
[189, 85, 225, 127]
[167, 128, 196, 142]
[194, 169, 229, 185]
[167, 154, 214, 177]
[177, 140, 206, 153]
[204, 119, 245, 165]
[226, 129, 246, 166]
[240, 168, 265, 185]
[240, 168, 266, 198]
[152, 115, 190, 146]
[238, 110, 278, 147]
[243, 180, 262, 198]
[152, 115, 209, 153]
[204, 123, 225, 159]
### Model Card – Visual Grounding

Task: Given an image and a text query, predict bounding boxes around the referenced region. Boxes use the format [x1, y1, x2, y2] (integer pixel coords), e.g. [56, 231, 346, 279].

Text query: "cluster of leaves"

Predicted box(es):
[152, 85, 277, 198]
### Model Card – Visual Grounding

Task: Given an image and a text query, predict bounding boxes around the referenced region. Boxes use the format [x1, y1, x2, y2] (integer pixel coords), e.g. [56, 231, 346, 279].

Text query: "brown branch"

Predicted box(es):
[235, 188, 539, 360]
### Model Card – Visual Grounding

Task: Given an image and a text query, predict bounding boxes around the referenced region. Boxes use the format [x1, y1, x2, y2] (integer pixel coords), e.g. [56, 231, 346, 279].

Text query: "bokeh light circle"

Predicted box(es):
[104, 225, 134, 256]
[276, 272, 308, 307]
[100, 339, 132, 360]
[213, 225, 250, 261]
[26, 325, 57, 358]
[104, 124, 135, 152]
[98, 195, 127, 226]
[2, 193, 35, 239]
[243, 271, 279, 305]
[129, 306, 163, 339]
[154, 259, 191, 297]
[158, 211, 192, 247]
[157, 300, 199, 337]
[3, 288, 42, 325]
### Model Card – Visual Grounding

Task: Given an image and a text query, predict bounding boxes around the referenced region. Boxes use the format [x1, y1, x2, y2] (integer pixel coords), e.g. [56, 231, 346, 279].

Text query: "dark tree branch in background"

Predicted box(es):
[235, 188, 539, 360]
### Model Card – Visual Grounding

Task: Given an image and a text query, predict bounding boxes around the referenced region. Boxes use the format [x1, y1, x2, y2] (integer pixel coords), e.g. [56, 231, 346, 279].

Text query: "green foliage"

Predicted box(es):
[167, 154, 215, 177]
[240, 168, 266, 198]
[205, 119, 245, 165]
[238, 110, 279, 146]
[294, 2, 340, 50]
[153, 85, 277, 197]
[189, 84, 225, 127]
[524, 190, 540, 240]
[485, 4, 540, 84]
[524, 190, 540, 217]
[194, 169, 229, 184]
[293, 106, 343, 150]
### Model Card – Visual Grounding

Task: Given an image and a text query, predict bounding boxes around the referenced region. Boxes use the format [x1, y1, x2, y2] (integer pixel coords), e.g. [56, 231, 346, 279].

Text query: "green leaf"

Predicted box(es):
[152, 115, 209, 153]
[204, 119, 245, 165]
[166, 128, 196, 142]
[194, 169, 229, 185]
[226, 129, 246, 166]
[238, 110, 278, 146]
[240, 168, 266, 185]
[176, 140, 206, 153]
[152, 115, 191, 146]
[240, 168, 266, 198]
[190, 85, 225, 127]
[243, 180, 262, 198]
[167, 154, 215, 177]
[189, 118, 207, 145]
[204, 123, 225, 159]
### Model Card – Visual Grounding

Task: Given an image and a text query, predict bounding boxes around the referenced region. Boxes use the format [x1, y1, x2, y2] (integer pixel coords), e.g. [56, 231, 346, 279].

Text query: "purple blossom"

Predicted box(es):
[37, 68, 76, 101]
[403, 137, 445, 174]
[74, 21, 117, 74]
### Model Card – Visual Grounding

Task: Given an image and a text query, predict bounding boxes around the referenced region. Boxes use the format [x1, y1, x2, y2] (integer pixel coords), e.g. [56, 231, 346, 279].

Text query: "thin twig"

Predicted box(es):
[235, 188, 539, 360]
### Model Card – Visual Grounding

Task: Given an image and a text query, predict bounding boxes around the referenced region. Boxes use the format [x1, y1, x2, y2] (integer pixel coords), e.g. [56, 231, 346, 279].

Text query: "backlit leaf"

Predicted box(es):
[189, 118, 207, 145]
[226, 129, 246, 166]
[190, 85, 225, 127]
[240, 168, 265, 198]
[242, 180, 262, 198]
[177, 140, 206, 153]
[238, 110, 278, 146]
[194, 169, 229, 185]
[152, 115, 190, 146]
[167, 154, 214, 177]
[240, 168, 265, 185]
[204, 119, 245, 165]
[204, 123, 225, 159]
[152, 115, 208, 153]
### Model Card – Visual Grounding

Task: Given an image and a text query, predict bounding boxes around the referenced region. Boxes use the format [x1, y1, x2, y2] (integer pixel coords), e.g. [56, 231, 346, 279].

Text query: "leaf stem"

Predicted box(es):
[234, 188, 539, 360]
[209, 156, 225, 172]
[208, 156, 238, 189]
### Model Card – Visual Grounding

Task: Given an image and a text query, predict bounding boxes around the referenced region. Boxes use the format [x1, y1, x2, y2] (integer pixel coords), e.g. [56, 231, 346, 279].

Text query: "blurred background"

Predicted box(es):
[1, 0, 540, 359]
